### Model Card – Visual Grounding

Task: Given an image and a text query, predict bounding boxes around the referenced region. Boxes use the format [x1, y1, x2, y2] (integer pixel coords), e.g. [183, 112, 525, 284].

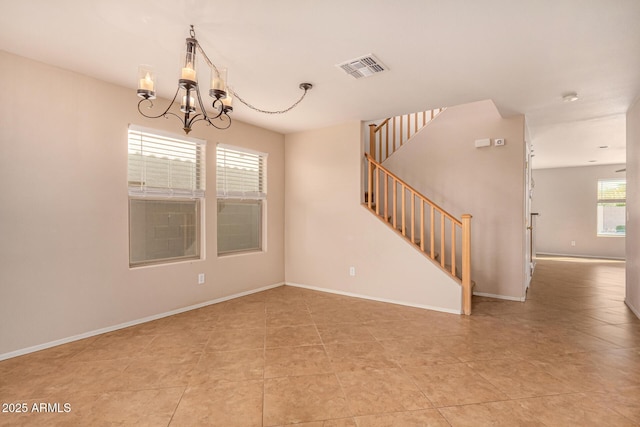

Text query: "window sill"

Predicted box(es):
[129, 256, 203, 270]
[217, 249, 265, 259]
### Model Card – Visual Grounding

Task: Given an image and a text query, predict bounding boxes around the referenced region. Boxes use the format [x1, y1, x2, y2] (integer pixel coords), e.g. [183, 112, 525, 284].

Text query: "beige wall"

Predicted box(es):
[627, 98, 640, 316]
[0, 51, 285, 356]
[382, 100, 526, 300]
[284, 122, 461, 312]
[532, 165, 626, 259]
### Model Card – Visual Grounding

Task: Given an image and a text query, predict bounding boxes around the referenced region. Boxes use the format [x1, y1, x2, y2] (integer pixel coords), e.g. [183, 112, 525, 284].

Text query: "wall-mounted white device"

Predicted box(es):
[474, 138, 491, 148]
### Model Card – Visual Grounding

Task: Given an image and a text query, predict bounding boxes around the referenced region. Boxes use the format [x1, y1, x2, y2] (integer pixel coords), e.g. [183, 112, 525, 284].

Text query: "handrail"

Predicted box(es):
[369, 108, 445, 163]
[365, 154, 460, 225]
[364, 153, 473, 315]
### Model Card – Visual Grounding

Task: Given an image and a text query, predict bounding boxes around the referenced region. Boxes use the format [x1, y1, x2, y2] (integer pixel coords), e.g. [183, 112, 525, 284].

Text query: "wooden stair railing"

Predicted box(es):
[365, 153, 473, 315]
[369, 108, 445, 163]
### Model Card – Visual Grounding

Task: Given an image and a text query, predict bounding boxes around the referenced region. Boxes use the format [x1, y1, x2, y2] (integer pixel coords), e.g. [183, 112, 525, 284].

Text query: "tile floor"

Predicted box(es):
[1, 256, 639, 426]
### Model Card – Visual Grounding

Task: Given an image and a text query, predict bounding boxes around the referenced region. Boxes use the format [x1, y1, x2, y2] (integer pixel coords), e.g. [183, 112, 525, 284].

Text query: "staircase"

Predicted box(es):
[368, 109, 445, 163]
[363, 109, 474, 315]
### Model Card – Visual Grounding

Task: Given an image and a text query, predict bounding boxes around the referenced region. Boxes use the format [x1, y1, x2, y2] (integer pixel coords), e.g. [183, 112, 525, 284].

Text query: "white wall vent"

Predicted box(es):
[336, 54, 388, 79]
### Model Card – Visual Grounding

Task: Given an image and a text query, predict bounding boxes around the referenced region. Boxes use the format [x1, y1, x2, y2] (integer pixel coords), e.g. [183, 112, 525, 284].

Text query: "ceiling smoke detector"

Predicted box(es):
[336, 54, 388, 79]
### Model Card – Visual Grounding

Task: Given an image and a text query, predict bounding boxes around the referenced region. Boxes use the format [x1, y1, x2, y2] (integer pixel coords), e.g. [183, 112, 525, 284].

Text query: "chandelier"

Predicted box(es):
[136, 25, 313, 134]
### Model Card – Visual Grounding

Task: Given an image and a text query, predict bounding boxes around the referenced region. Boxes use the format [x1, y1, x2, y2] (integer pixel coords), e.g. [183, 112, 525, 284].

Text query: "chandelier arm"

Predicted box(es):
[205, 112, 232, 130]
[187, 114, 230, 130]
[137, 86, 181, 120]
[195, 41, 311, 115]
[185, 113, 211, 133]
[189, 82, 228, 130]
[194, 84, 224, 122]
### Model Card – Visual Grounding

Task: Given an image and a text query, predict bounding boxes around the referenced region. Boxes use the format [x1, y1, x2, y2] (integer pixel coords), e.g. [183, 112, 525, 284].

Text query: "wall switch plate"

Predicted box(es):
[571, 241, 576, 247]
[198, 273, 205, 284]
[495, 138, 505, 146]
[349, 267, 356, 277]
[474, 138, 491, 148]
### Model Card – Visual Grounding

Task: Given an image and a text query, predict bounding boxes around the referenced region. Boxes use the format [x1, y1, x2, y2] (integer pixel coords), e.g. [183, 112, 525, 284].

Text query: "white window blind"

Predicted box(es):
[216, 144, 267, 199]
[128, 125, 206, 198]
[597, 179, 626, 203]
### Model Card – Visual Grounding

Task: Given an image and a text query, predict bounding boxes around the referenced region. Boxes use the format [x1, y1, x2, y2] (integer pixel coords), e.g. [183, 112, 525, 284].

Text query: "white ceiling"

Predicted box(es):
[1, 0, 638, 169]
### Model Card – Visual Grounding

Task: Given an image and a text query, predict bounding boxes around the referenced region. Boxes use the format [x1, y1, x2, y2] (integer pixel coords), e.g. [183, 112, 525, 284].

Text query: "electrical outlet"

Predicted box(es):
[349, 267, 356, 277]
[571, 241, 576, 247]
[198, 273, 205, 284]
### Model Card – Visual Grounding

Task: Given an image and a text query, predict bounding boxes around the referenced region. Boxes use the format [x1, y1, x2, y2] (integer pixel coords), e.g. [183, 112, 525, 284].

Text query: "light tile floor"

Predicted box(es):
[1, 256, 639, 426]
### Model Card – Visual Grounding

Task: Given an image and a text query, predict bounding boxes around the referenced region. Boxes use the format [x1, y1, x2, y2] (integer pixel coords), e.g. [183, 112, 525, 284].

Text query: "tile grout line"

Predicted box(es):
[309, 296, 356, 425]
[165, 385, 189, 427]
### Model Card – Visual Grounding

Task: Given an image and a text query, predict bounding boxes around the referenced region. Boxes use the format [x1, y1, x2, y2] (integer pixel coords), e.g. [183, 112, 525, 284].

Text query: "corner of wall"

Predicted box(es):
[625, 96, 640, 317]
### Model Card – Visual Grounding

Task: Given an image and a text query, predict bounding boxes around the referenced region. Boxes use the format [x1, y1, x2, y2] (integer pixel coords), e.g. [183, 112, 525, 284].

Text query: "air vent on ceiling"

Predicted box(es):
[336, 54, 388, 79]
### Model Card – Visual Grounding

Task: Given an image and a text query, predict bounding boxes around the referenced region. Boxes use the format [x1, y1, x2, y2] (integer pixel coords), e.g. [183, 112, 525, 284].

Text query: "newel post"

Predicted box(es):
[461, 214, 472, 315]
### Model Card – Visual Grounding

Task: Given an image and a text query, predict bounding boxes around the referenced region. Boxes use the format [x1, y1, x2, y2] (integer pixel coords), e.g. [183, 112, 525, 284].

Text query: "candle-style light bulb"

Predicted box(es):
[181, 94, 196, 113]
[181, 62, 196, 81]
[140, 73, 153, 91]
[137, 65, 156, 99]
[210, 68, 228, 99]
[222, 87, 233, 112]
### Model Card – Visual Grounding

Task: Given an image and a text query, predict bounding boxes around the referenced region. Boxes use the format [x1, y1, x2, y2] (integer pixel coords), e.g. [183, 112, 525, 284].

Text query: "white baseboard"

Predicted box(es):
[626, 299, 640, 320]
[473, 291, 526, 302]
[286, 281, 462, 315]
[537, 252, 625, 261]
[0, 282, 284, 362]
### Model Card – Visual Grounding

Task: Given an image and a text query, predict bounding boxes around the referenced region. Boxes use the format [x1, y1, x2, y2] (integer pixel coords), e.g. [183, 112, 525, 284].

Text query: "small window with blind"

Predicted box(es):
[216, 144, 267, 255]
[127, 125, 206, 266]
[597, 179, 626, 237]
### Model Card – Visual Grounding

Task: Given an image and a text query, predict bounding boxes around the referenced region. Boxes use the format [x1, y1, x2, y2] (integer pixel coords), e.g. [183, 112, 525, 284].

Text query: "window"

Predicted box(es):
[127, 125, 206, 266]
[216, 144, 267, 255]
[597, 179, 626, 237]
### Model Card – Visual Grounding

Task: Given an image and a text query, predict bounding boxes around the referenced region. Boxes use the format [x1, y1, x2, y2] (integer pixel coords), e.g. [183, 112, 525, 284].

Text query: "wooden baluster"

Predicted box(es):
[392, 116, 396, 155]
[430, 205, 435, 259]
[385, 122, 389, 162]
[451, 223, 456, 276]
[375, 165, 380, 215]
[406, 114, 410, 143]
[410, 192, 415, 244]
[384, 171, 388, 221]
[422, 110, 426, 127]
[401, 186, 406, 236]
[377, 128, 381, 163]
[392, 179, 397, 228]
[420, 202, 425, 252]
[431, 109, 434, 120]
[399, 115, 403, 147]
[440, 214, 445, 268]
[462, 214, 472, 315]
[414, 112, 418, 134]
[367, 158, 373, 210]
[369, 124, 376, 161]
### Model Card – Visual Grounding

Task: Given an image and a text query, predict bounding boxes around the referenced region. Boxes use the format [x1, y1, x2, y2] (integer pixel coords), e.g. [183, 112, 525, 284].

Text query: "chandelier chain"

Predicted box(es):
[195, 42, 310, 115]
